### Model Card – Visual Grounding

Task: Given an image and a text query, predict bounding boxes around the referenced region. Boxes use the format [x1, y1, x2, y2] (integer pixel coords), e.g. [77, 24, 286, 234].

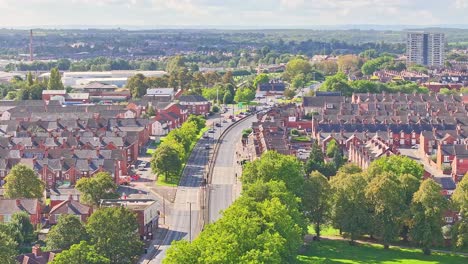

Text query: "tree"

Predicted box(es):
[146, 105, 155, 117]
[0, 230, 17, 264]
[51, 241, 110, 264]
[337, 55, 362, 74]
[303, 171, 331, 239]
[367, 155, 424, 180]
[4, 164, 44, 199]
[452, 174, 468, 249]
[26, 72, 34, 86]
[361, 56, 393, 75]
[151, 144, 182, 183]
[326, 139, 339, 158]
[48, 68, 64, 90]
[9, 211, 34, 245]
[127, 73, 148, 98]
[410, 179, 448, 255]
[331, 173, 370, 244]
[365, 173, 405, 249]
[75, 172, 118, 206]
[283, 58, 312, 82]
[166, 55, 186, 74]
[46, 215, 88, 250]
[253, 73, 269, 88]
[284, 89, 295, 99]
[86, 207, 144, 264]
[321, 72, 351, 95]
[222, 71, 234, 85]
[234, 87, 255, 103]
[186, 115, 206, 132]
[223, 90, 233, 104]
[242, 151, 304, 196]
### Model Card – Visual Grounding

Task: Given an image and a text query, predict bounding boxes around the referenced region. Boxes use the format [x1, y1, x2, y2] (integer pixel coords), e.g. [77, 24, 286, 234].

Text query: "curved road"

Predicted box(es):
[148, 115, 255, 263]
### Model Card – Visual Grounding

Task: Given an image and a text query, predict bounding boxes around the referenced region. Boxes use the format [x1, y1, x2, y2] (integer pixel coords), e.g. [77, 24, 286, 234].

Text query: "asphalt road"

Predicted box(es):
[209, 115, 256, 223]
[149, 115, 240, 263]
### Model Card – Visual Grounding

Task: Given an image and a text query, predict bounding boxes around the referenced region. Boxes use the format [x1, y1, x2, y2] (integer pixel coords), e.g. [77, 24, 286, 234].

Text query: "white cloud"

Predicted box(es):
[455, 0, 468, 8]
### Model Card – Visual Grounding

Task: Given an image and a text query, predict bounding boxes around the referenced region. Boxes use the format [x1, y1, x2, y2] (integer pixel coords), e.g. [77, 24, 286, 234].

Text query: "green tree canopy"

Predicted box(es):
[331, 173, 371, 243]
[75, 172, 118, 206]
[127, 73, 148, 98]
[9, 211, 34, 245]
[51, 241, 110, 264]
[253, 73, 269, 88]
[151, 144, 183, 183]
[4, 164, 45, 199]
[410, 179, 448, 255]
[361, 56, 393, 75]
[303, 171, 332, 238]
[234, 87, 256, 103]
[46, 215, 88, 250]
[86, 207, 143, 264]
[48, 67, 64, 90]
[367, 155, 424, 180]
[242, 151, 305, 196]
[0, 230, 17, 264]
[365, 172, 405, 249]
[452, 174, 468, 249]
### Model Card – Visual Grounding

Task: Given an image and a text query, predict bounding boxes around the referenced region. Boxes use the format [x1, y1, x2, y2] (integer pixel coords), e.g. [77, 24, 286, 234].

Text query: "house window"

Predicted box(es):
[400, 132, 404, 137]
[460, 159, 464, 163]
[48, 174, 53, 180]
[412, 132, 416, 138]
[444, 156, 450, 163]
[411, 139, 416, 145]
[445, 217, 453, 223]
[400, 139, 405, 145]
[3, 214, 12, 223]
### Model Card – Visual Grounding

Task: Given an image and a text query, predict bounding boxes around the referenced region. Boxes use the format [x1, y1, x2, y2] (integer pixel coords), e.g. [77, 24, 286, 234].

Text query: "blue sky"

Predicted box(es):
[0, 0, 466, 28]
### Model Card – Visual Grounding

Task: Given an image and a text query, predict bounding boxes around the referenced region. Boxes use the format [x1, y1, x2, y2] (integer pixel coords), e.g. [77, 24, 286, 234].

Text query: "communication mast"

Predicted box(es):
[29, 29, 33, 61]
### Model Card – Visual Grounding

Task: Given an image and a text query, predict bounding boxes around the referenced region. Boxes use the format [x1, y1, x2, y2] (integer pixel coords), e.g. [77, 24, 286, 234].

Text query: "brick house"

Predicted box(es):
[48, 196, 92, 224]
[178, 95, 211, 116]
[0, 199, 42, 225]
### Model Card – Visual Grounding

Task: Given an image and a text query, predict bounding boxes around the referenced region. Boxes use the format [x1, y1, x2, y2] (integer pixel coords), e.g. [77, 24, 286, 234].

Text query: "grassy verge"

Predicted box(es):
[297, 239, 467, 264]
[156, 175, 178, 187]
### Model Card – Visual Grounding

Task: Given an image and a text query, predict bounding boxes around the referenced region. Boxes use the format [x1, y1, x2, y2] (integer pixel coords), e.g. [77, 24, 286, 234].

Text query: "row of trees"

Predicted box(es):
[321, 72, 429, 96]
[151, 115, 206, 184]
[164, 151, 308, 263]
[309, 155, 468, 255]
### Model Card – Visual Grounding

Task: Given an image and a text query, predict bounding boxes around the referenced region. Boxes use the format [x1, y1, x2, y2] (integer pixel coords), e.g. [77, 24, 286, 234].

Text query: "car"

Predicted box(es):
[138, 164, 146, 171]
[231, 118, 237, 122]
[215, 123, 222, 127]
[204, 144, 210, 149]
[222, 119, 228, 123]
[208, 129, 215, 133]
[411, 145, 419, 149]
[203, 134, 210, 139]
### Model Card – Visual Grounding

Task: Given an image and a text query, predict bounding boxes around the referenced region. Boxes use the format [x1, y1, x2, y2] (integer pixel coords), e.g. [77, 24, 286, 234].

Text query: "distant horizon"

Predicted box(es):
[5, 24, 468, 31]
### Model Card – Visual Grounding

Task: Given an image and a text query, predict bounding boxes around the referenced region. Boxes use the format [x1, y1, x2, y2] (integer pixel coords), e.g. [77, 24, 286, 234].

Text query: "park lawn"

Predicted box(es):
[308, 225, 341, 237]
[297, 239, 467, 264]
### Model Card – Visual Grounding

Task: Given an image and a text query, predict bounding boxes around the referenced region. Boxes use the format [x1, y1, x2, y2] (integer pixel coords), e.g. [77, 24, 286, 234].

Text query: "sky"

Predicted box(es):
[0, 0, 467, 28]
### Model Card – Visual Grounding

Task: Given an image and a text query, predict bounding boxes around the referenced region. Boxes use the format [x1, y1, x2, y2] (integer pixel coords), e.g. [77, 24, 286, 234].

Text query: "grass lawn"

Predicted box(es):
[308, 225, 341, 237]
[156, 174, 178, 187]
[297, 239, 467, 264]
[146, 148, 156, 155]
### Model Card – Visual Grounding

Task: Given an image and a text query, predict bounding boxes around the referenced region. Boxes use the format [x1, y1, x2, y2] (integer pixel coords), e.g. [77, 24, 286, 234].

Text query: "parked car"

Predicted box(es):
[208, 129, 215, 133]
[203, 134, 210, 139]
[205, 144, 210, 149]
[215, 123, 222, 127]
[138, 163, 146, 171]
[222, 119, 228, 123]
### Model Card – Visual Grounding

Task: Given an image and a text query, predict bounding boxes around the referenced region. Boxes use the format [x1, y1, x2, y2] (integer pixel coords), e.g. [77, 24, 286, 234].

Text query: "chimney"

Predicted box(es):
[32, 244, 41, 257]
[16, 199, 21, 207]
[68, 194, 73, 201]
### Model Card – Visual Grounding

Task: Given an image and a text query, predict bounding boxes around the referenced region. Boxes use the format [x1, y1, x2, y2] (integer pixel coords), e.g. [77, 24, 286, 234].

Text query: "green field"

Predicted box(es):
[297, 239, 467, 264]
